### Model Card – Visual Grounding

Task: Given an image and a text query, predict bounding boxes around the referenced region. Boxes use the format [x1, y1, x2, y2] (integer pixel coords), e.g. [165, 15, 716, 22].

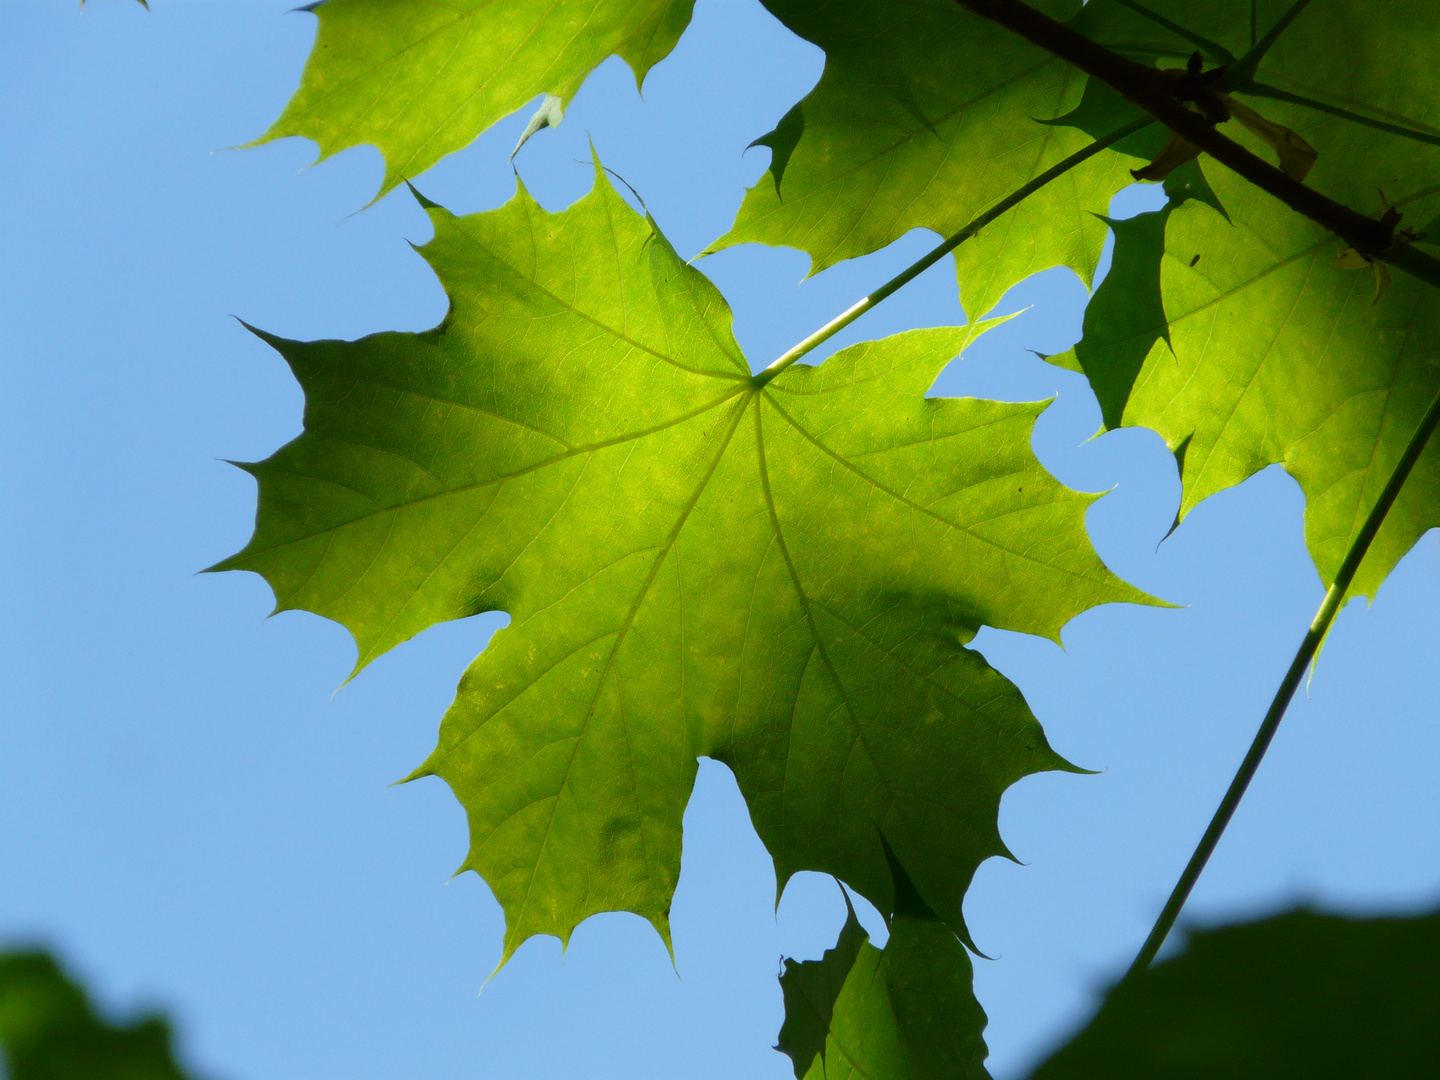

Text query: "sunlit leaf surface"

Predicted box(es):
[220, 162, 1150, 958]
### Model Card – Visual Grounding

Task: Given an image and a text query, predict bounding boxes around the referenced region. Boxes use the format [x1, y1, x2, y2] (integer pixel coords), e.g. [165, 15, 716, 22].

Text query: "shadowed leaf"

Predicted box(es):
[779, 849, 991, 1080]
[1057, 0, 1440, 598]
[777, 894, 868, 1079]
[0, 951, 202, 1080]
[1028, 905, 1440, 1080]
[707, 0, 1144, 322]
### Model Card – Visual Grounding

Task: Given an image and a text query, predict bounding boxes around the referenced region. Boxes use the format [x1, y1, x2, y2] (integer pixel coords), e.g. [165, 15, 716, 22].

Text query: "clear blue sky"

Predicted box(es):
[2, 3, 1437, 1079]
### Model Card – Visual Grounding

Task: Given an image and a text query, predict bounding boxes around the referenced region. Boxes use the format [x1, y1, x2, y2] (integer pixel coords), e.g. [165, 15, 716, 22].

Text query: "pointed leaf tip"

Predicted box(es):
[405, 181, 441, 210]
[510, 94, 564, 162]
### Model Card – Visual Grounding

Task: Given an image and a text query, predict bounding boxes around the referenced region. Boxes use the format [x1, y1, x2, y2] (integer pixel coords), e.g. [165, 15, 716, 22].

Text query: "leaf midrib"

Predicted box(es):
[448, 207, 752, 380]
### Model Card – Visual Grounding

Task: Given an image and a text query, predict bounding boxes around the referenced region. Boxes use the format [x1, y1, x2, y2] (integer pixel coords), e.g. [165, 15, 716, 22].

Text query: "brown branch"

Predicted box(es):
[954, 0, 1436, 275]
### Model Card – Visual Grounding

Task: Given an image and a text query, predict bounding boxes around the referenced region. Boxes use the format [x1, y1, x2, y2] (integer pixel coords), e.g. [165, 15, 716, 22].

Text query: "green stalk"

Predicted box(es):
[1110, 0, 1236, 63]
[1239, 81, 1440, 149]
[1217, 0, 1311, 90]
[1123, 382, 1440, 982]
[754, 117, 1152, 386]
[1221, 0, 1313, 88]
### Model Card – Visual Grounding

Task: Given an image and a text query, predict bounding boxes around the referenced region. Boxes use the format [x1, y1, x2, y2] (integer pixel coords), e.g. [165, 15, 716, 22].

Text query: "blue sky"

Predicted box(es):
[2, 2, 1437, 1079]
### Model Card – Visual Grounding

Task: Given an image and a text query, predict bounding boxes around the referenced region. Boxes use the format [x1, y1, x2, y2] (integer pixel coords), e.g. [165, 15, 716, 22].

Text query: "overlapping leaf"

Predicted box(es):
[218, 161, 1151, 958]
[260, 0, 1149, 322]
[1053, 1, 1440, 596]
[1028, 905, 1440, 1079]
[707, 0, 1144, 323]
[777, 852, 990, 1080]
[777, 897, 869, 1079]
[0, 951, 201, 1080]
[256, 0, 694, 198]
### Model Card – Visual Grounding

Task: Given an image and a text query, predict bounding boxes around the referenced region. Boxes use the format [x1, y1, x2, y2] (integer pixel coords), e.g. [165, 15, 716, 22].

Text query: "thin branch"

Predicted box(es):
[752, 117, 1153, 385]
[1217, 0, 1312, 90]
[1111, 0, 1236, 64]
[1123, 382, 1440, 981]
[1241, 81, 1440, 149]
[953, 0, 1440, 288]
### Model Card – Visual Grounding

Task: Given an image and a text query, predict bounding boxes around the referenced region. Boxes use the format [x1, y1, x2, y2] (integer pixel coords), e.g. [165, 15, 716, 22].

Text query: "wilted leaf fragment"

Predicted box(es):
[0, 951, 201, 1080]
[220, 161, 1150, 959]
[510, 94, 565, 162]
[258, 0, 695, 197]
[1130, 129, 1203, 182]
[1224, 96, 1316, 181]
[1028, 905, 1440, 1080]
[781, 851, 991, 1080]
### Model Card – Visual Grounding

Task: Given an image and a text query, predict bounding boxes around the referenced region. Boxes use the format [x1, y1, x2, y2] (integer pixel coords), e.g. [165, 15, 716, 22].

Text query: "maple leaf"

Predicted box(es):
[1028, 905, 1440, 1079]
[777, 896, 869, 1079]
[706, 0, 1143, 323]
[217, 159, 1153, 959]
[778, 847, 991, 1080]
[258, 0, 1145, 321]
[0, 951, 202, 1080]
[254, 0, 695, 198]
[1051, 0, 1440, 598]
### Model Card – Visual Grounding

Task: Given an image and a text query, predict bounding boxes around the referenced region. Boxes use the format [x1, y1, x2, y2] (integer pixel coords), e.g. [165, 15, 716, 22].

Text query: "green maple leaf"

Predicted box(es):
[779, 848, 991, 1080]
[1052, 1, 1440, 596]
[1028, 905, 1440, 1079]
[706, 0, 1142, 322]
[256, 0, 1145, 323]
[255, 0, 694, 198]
[777, 895, 869, 1079]
[0, 952, 200, 1080]
[217, 159, 1153, 959]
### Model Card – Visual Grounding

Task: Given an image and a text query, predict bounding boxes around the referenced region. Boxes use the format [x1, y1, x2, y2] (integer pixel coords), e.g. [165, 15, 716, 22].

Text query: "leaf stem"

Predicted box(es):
[753, 117, 1153, 386]
[1123, 381, 1440, 982]
[1110, 0, 1236, 64]
[1239, 81, 1440, 149]
[1216, 0, 1311, 90]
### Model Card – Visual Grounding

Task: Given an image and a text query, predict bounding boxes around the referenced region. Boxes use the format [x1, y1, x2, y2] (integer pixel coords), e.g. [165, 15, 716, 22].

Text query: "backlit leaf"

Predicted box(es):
[218, 160, 1152, 959]
[707, 0, 1143, 322]
[256, 0, 694, 198]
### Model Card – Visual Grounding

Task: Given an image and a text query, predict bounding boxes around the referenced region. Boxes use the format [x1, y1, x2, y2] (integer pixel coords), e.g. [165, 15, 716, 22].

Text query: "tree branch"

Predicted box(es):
[954, 0, 1440, 287]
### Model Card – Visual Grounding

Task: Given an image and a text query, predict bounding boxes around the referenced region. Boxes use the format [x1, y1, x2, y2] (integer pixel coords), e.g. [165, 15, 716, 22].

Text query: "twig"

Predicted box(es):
[1122, 382, 1440, 980]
